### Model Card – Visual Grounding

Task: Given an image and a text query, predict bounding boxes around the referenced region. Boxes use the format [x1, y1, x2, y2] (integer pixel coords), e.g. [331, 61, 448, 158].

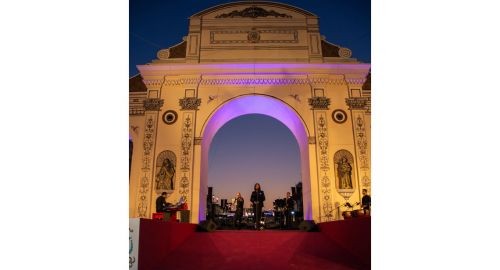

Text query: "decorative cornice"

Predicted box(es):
[345, 97, 369, 110]
[201, 77, 309, 86]
[345, 78, 366, 85]
[309, 97, 331, 110]
[143, 98, 164, 111]
[215, 6, 292, 18]
[142, 79, 163, 88]
[309, 77, 345, 85]
[163, 78, 202, 86]
[179, 97, 202, 111]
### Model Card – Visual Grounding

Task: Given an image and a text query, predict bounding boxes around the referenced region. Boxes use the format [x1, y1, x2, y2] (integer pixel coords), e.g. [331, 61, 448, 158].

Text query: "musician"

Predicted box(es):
[361, 189, 371, 215]
[155, 192, 168, 212]
[250, 183, 265, 229]
[233, 192, 244, 229]
[283, 192, 294, 228]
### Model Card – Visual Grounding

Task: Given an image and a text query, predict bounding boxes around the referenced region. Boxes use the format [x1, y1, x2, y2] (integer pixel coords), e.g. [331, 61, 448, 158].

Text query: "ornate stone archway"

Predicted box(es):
[196, 94, 312, 222]
[129, 1, 371, 223]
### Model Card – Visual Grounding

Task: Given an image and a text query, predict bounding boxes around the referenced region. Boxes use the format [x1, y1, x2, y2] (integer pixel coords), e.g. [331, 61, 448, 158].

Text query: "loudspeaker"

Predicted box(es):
[298, 220, 318, 232]
[179, 210, 190, 223]
[198, 219, 217, 232]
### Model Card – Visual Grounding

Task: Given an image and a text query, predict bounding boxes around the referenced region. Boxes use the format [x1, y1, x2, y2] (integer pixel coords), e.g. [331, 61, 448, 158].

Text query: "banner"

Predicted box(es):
[129, 218, 140, 270]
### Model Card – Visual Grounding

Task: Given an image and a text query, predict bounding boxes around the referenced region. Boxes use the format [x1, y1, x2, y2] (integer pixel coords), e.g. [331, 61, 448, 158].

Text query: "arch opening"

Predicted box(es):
[199, 95, 312, 222]
[208, 114, 301, 211]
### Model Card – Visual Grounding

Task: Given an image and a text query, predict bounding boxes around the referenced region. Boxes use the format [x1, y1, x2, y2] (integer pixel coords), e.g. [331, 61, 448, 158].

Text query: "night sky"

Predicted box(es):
[130, 0, 371, 210]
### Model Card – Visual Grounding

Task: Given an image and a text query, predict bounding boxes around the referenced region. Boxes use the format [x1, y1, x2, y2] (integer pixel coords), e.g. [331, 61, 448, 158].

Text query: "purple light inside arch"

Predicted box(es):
[199, 95, 312, 221]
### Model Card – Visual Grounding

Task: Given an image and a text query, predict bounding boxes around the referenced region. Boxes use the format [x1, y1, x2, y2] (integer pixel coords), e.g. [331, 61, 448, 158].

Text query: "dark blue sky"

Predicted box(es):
[208, 114, 301, 209]
[130, 0, 371, 76]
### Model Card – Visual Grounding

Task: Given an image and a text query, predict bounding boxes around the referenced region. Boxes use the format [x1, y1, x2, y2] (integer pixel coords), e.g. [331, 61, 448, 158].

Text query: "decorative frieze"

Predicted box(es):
[362, 175, 371, 188]
[317, 114, 329, 171]
[142, 79, 163, 88]
[210, 29, 298, 44]
[163, 77, 202, 86]
[309, 77, 345, 85]
[179, 97, 202, 111]
[143, 98, 164, 111]
[321, 175, 334, 221]
[215, 6, 292, 18]
[316, 113, 333, 221]
[179, 112, 194, 205]
[137, 174, 150, 217]
[143, 116, 155, 158]
[354, 114, 369, 170]
[309, 97, 331, 110]
[345, 78, 366, 85]
[179, 174, 190, 196]
[180, 114, 193, 171]
[138, 114, 157, 217]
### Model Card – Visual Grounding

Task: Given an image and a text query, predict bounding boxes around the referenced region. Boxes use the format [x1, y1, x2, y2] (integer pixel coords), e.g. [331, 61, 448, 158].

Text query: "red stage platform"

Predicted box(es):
[137, 218, 370, 270]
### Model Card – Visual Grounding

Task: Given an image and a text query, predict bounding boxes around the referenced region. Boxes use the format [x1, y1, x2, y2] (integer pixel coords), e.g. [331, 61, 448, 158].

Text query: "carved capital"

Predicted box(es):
[194, 137, 202, 145]
[345, 97, 369, 110]
[179, 97, 202, 111]
[143, 98, 164, 111]
[308, 97, 331, 110]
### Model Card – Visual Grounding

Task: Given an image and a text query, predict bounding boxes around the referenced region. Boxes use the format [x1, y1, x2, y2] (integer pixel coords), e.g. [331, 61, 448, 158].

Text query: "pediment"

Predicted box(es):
[191, 1, 316, 19]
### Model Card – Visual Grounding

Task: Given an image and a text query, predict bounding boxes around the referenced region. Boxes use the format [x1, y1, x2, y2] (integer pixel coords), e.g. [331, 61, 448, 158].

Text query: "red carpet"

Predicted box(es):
[138, 219, 370, 270]
[318, 218, 371, 267]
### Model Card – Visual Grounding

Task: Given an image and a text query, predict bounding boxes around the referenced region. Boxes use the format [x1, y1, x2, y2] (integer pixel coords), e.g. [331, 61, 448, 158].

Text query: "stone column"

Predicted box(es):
[135, 96, 164, 218]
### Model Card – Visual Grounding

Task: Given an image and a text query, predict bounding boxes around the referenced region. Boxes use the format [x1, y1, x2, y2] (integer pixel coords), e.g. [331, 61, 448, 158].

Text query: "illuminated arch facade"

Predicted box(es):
[129, 1, 371, 223]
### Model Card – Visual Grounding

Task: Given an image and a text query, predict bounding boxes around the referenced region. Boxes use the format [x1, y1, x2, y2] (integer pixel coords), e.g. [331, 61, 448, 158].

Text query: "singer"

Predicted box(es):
[250, 183, 266, 229]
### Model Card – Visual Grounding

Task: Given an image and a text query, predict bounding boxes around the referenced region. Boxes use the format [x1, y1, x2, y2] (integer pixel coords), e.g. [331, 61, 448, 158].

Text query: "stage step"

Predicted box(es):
[154, 230, 367, 270]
